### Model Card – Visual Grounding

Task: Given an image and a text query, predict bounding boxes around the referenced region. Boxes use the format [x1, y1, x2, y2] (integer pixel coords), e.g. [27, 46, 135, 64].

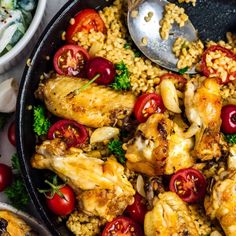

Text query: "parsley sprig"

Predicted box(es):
[111, 62, 130, 91]
[178, 66, 189, 75]
[4, 154, 30, 210]
[33, 105, 51, 136]
[224, 134, 236, 144]
[108, 139, 126, 164]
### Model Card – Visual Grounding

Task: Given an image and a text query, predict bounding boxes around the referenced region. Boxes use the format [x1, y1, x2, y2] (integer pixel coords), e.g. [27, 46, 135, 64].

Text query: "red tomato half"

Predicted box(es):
[0, 164, 13, 192]
[160, 73, 187, 90]
[8, 121, 16, 146]
[125, 193, 147, 225]
[53, 45, 90, 76]
[201, 45, 236, 84]
[46, 185, 75, 216]
[169, 168, 207, 203]
[102, 216, 144, 236]
[134, 93, 166, 123]
[48, 120, 88, 148]
[66, 9, 106, 43]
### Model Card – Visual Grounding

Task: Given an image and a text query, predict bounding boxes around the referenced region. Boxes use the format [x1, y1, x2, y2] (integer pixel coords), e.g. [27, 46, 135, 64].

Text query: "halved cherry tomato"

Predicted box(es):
[201, 45, 236, 84]
[221, 104, 236, 134]
[53, 45, 90, 76]
[48, 120, 88, 148]
[169, 168, 207, 203]
[66, 9, 106, 43]
[125, 193, 147, 225]
[134, 93, 166, 123]
[102, 216, 144, 236]
[8, 121, 16, 146]
[160, 73, 187, 90]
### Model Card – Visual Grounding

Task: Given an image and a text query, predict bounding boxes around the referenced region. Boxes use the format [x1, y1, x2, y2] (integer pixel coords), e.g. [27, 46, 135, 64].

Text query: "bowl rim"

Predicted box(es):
[0, 0, 47, 65]
[0, 202, 51, 235]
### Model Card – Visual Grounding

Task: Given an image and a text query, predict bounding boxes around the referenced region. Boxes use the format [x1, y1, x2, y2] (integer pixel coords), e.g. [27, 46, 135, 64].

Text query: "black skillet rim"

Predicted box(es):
[16, 0, 114, 235]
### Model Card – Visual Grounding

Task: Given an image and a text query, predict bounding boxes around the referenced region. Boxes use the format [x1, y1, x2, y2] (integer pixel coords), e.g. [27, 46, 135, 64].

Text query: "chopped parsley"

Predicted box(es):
[123, 41, 141, 57]
[124, 43, 131, 49]
[178, 67, 189, 75]
[11, 153, 20, 170]
[224, 134, 236, 144]
[133, 49, 142, 57]
[108, 139, 126, 164]
[5, 179, 30, 210]
[111, 62, 130, 91]
[4, 154, 30, 210]
[33, 105, 51, 136]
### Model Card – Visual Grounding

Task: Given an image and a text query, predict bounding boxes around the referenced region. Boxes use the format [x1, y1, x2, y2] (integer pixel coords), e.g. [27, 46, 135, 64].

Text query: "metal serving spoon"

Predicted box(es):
[127, 0, 197, 73]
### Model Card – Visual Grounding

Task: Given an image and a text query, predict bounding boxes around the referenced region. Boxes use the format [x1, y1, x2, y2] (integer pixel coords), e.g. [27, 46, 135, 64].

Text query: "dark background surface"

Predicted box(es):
[169, 0, 236, 41]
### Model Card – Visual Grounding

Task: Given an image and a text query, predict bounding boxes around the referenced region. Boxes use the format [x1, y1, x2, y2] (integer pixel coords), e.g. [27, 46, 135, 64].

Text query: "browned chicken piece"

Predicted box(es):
[125, 113, 194, 176]
[204, 170, 236, 236]
[228, 144, 236, 170]
[36, 75, 136, 128]
[144, 192, 198, 236]
[184, 77, 222, 161]
[31, 139, 135, 222]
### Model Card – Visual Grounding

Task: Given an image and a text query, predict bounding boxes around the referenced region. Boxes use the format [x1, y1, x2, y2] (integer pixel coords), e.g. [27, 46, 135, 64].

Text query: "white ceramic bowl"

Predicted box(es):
[0, 202, 51, 235]
[0, 0, 47, 74]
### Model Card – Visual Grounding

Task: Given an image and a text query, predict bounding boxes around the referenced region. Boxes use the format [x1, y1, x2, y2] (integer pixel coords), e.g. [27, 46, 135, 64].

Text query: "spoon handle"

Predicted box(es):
[127, 0, 144, 11]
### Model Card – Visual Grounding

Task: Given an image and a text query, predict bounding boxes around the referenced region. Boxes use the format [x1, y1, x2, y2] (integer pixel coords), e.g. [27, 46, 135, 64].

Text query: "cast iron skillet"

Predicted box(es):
[16, 1, 114, 235]
[16, 0, 236, 235]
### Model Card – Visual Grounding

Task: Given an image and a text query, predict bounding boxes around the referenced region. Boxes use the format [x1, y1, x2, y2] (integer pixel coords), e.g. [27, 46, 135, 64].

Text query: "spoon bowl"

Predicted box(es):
[127, 0, 197, 73]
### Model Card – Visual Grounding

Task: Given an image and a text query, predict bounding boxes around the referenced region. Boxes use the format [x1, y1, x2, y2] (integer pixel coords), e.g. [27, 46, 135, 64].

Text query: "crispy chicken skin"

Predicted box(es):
[204, 170, 236, 236]
[31, 139, 135, 221]
[125, 113, 194, 176]
[144, 192, 198, 236]
[184, 77, 222, 161]
[36, 75, 136, 128]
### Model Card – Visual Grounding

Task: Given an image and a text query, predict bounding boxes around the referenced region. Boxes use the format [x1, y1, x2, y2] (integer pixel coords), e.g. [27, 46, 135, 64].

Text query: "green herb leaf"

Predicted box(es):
[11, 153, 20, 170]
[178, 67, 189, 75]
[224, 134, 236, 144]
[111, 61, 130, 91]
[123, 42, 141, 57]
[108, 139, 126, 164]
[33, 105, 51, 136]
[124, 43, 131, 49]
[133, 50, 142, 57]
[4, 153, 30, 210]
[5, 179, 30, 210]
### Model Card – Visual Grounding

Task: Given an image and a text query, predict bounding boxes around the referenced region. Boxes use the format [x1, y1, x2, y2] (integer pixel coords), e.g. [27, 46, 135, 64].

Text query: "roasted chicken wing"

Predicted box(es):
[144, 192, 198, 236]
[184, 77, 222, 161]
[204, 170, 236, 236]
[36, 75, 136, 128]
[31, 139, 135, 221]
[125, 113, 194, 176]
